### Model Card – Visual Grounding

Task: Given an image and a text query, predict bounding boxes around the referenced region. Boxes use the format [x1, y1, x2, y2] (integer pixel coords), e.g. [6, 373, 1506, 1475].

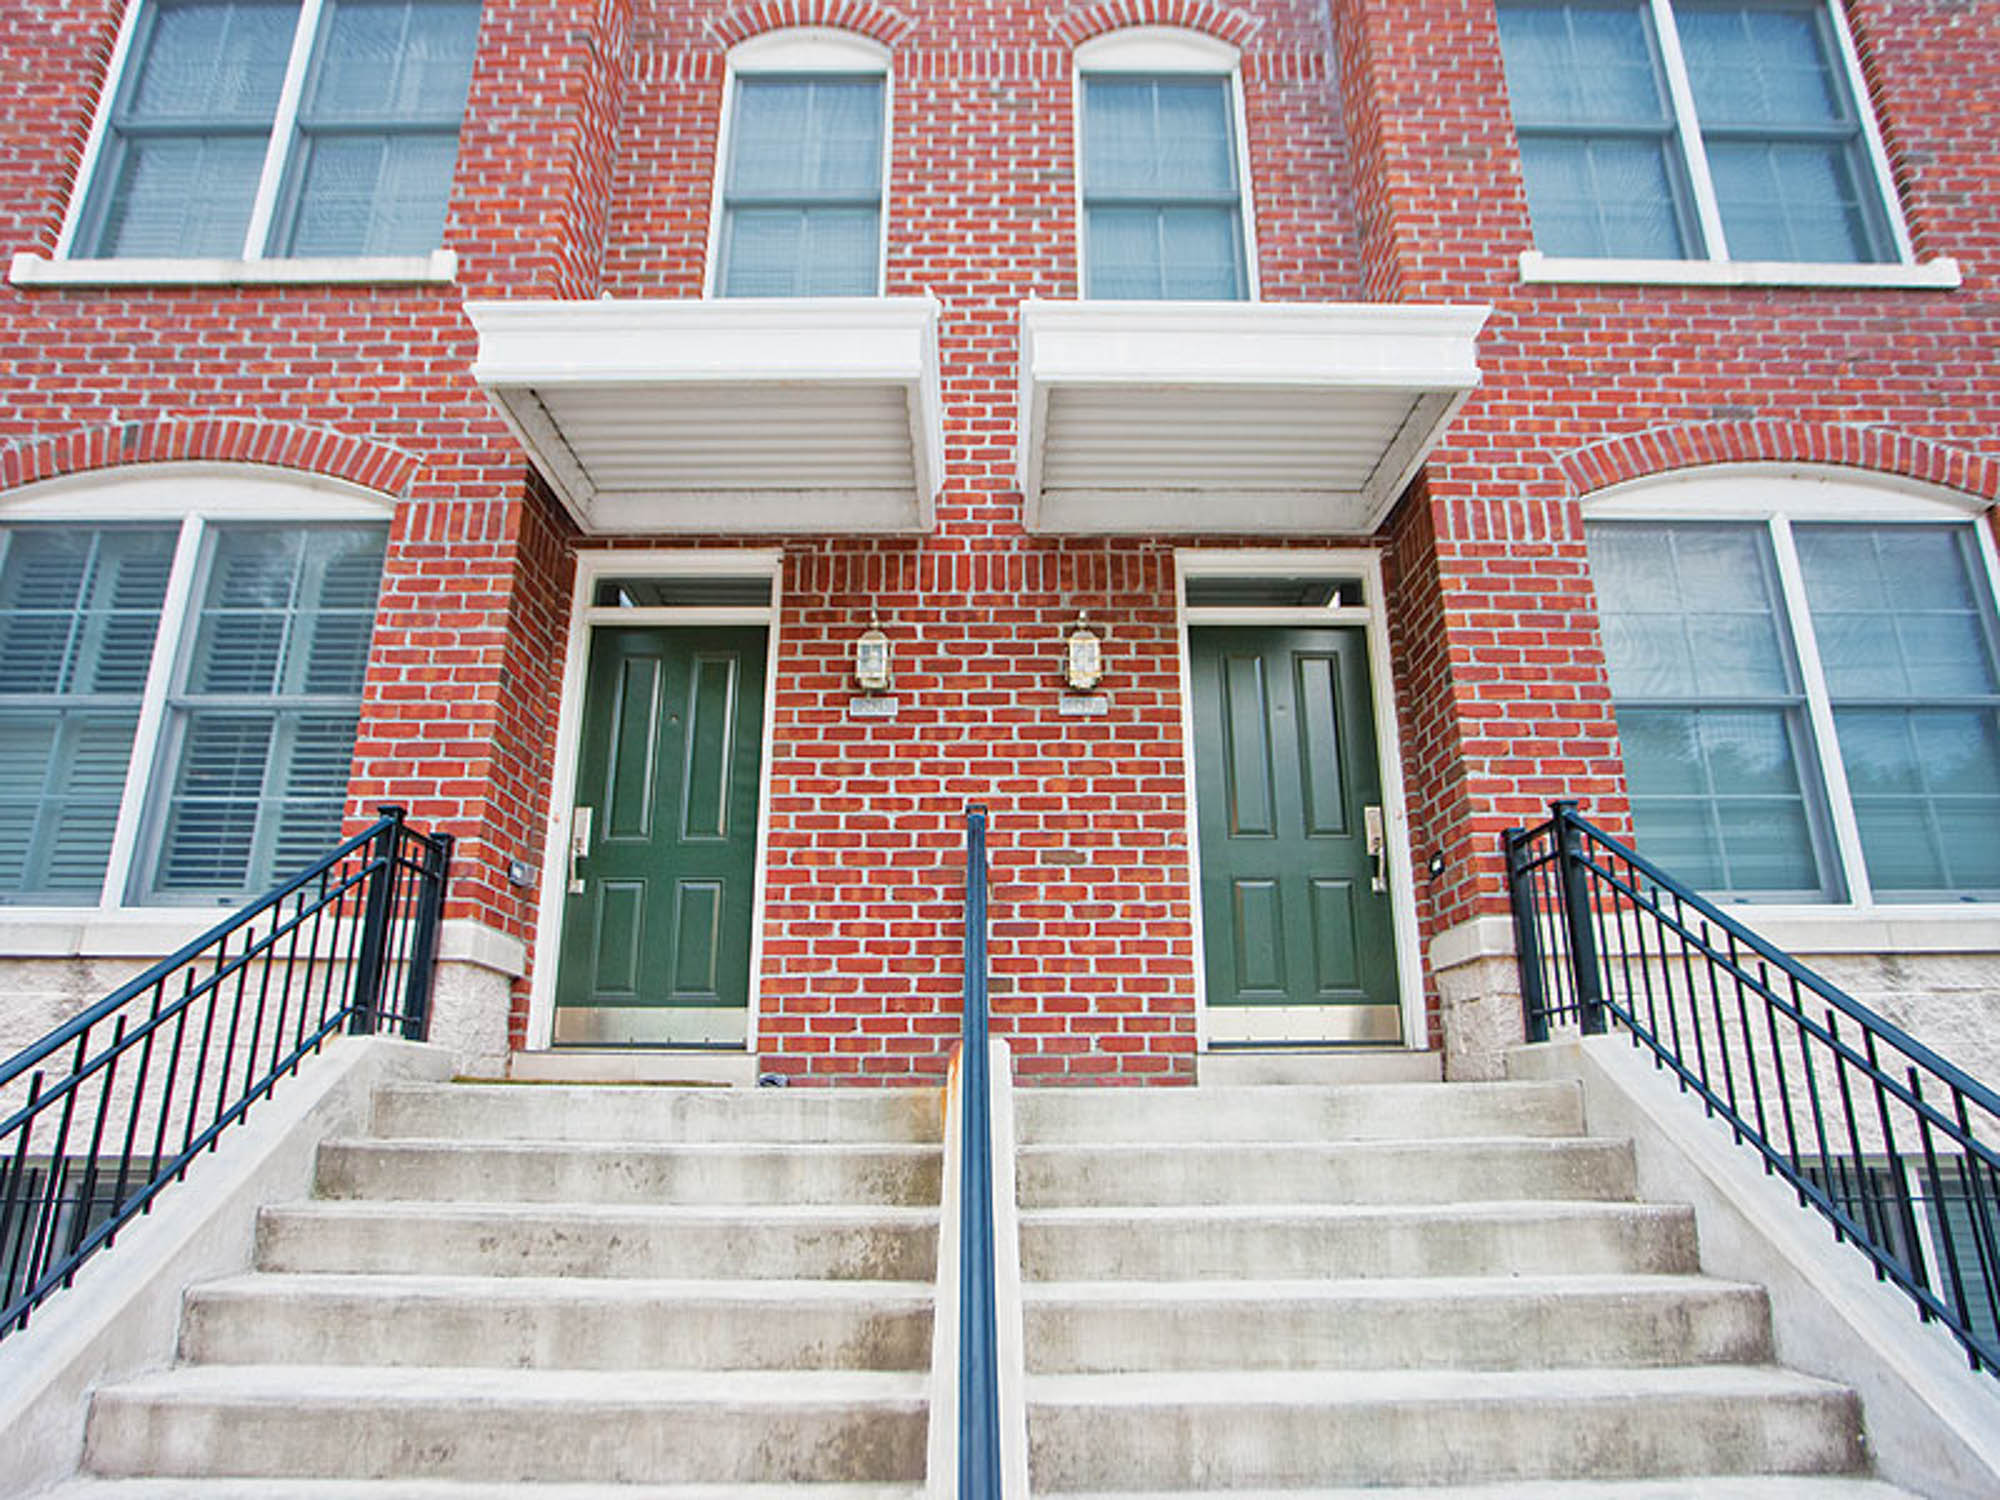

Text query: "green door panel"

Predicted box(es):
[555, 626, 766, 1027]
[1192, 626, 1399, 1024]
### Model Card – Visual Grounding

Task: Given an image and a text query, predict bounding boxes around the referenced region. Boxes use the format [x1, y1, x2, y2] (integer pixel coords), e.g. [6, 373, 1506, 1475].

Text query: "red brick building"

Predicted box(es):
[1, 0, 1994, 1087]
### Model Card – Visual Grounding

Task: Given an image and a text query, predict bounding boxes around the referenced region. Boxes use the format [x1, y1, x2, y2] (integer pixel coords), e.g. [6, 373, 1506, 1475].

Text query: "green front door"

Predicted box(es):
[553, 626, 766, 1046]
[1191, 626, 1402, 1042]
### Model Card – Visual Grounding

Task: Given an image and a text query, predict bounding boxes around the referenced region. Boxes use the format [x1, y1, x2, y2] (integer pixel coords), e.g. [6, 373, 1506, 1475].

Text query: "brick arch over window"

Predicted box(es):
[0, 419, 421, 499]
[1558, 422, 2000, 506]
[1052, 1, 1263, 48]
[705, 2, 915, 49]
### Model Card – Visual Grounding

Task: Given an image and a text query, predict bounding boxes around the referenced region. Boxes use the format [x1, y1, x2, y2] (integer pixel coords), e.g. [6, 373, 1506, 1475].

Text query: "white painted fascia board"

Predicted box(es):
[1520, 249, 1962, 290]
[587, 490, 928, 535]
[10, 250, 457, 287]
[1019, 298, 1490, 390]
[476, 383, 598, 527]
[1362, 384, 1475, 530]
[1033, 488, 1378, 535]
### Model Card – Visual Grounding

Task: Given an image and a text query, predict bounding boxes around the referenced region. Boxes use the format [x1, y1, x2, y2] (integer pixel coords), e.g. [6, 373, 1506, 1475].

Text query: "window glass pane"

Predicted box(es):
[285, 132, 460, 254]
[1677, 2, 1843, 127]
[1836, 707, 2000, 897]
[1517, 137, 1689, 258]
[1798, 526, 2000, 698]
[305, 0, 480, 122]
[719, 77, 884, 297]
[1085, 207, 1163, 299]
[146, 526, 384, 903]
[1706, 139, 1876, 263]
[1591, 524, 1794, 697]
[1159, 206, 1244, 299]
[1496, 1, 1669, 127]
[128, 0, 297, 123]
[92, 136, 270, 258]
[0, 528, 176, 904]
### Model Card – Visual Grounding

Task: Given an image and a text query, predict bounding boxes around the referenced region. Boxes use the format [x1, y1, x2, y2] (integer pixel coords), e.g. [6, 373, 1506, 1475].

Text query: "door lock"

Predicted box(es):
[1364, 804, 1387, 894]
[567, 806, 594, 894]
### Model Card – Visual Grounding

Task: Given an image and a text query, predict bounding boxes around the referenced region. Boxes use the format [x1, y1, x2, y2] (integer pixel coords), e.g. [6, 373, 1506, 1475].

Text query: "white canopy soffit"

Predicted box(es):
[466, 297, 945, 535]
[1017, 300, 1490, 535]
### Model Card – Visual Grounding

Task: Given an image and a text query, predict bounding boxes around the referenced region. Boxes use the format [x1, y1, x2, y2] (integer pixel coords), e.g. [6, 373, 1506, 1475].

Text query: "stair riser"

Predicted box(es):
[1027, 1389, 1864, 1490]
[1018, 1140, 1636, 1207]
[86, 1398, 927, 1483]
[181, 1291, 933, 1371]
[1026, 1286, 1772, 1372]
[1017, 1083, 1585, 1145]
[257, 1211, 936, 1281]
[1022, 1210, 1698, 1280]
[315, 1143, 942, 1207]
[369, 1087, 942, 1146]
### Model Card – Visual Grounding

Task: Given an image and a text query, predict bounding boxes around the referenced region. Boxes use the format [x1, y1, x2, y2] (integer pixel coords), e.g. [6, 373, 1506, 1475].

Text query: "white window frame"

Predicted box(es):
[1071, 26, 1261, 302]
[702, 28, 894, 299]
[17, 0, 471, 288]
[1504, 0, 1961, 290]
[1585, 465, 2000, 935]
[0, 465, 392, 931]
[526, 549, 785, 1053]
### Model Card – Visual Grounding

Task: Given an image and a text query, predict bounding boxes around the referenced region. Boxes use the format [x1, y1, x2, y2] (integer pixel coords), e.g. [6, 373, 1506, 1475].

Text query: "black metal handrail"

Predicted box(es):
[1506, 799, 2000, 1374]
[0, 806, 452, 1339]
[957, 804, 1002, 1496]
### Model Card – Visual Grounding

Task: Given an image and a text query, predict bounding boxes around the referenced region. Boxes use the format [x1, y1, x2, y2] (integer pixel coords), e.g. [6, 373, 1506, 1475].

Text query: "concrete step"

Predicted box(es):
[86, 1365, 928, 1484]
[257, 1202, 936, 1281]
[48, 1486, 925, 1500]
[181, 1273, 933, 1371]
[1021, 1201, 1699, 1280]
[1024, 1273, 1772, 1372]
[315, 1139, 943, 1207]
[1017, 1137, 1635, 1207]
[1026, 1364, 1864, 1490]
[1198, 1049, 1444, 1086]
[368, 1084, 942, 1146]
[1034, 1481, 1923, 1500]
[1016, 1081, 1585, 1145]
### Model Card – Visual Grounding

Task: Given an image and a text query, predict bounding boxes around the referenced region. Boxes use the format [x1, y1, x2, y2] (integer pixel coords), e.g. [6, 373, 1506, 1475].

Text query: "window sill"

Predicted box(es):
[0, 909, 523, 975]
[7, 248, 458, 289]
[1518, 249, 1962, 291]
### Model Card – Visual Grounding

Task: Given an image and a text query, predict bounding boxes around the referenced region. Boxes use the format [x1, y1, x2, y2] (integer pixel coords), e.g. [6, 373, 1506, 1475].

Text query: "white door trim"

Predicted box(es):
[1173, 548, 1427, 1050]
[525, 548, 785, 1052]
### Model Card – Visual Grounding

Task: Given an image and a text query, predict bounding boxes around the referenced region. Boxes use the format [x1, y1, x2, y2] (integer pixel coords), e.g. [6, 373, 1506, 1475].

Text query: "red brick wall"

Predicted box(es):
[4, 0, 1996, 1082]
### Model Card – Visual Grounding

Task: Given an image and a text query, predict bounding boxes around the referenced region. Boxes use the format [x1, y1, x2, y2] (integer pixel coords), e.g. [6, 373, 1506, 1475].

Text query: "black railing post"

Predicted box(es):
[399, 831, 452, 1042]
[958, 804, 1002, 1498]
[1504, 827, 1550, 1044]
[348, 806, 405, 1036]
[1552, 801, 1607, 1036]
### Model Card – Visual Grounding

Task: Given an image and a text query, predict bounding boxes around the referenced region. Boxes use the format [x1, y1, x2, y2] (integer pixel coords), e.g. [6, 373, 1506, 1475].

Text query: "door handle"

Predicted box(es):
[1364, 805, 1387, 894]
[567, 806, 594, 894]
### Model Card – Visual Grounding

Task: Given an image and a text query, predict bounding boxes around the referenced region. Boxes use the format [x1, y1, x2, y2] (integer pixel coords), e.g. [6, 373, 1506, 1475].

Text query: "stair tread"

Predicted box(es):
[267, 1200, 938, 1223]
[326, 1139, 944, 1157]
[1025, 1272, 1760, 1302]
[1019, 1135, 1617, 1154]
[1027, 1362, 1850, 1406]
[49, 1485, 924, 1499]
[1022, 1200, 1683, 1222]
[1034, 1483, 1921, 1499]
[197, 1271, 934, 1301]
[99, 1363, 929, 1406]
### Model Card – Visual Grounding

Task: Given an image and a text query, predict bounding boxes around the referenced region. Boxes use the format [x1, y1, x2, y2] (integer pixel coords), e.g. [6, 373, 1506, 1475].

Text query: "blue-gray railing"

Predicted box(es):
[1506, 800, 2000, 1374]
[958, 804, 1002, 1495]
[0, 807, 451, 1338]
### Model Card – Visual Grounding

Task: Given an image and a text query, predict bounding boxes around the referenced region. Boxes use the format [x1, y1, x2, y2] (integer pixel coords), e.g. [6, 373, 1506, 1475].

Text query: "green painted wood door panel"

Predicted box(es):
[555, 626, 766, 1017]
[1192, 626, 1399, 1014]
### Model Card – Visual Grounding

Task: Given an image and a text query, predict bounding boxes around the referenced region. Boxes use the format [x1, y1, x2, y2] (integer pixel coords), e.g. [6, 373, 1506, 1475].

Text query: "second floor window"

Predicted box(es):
[1081, 73, 1248, 299]
[716, 75, 886, 297]
[71, 0, 480, 260]
[1496, 0, 1900, 264]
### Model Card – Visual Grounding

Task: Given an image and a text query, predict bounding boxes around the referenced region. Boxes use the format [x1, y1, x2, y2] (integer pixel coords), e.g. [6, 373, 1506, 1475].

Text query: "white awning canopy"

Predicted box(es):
[1018, 300, 1489, 535]
[467, 297, 944, 535]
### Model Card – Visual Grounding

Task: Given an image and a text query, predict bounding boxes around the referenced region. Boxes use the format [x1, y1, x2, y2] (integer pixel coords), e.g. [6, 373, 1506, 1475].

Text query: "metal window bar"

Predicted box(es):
[0, 805, 451, 1339]
[1505, 799, 2000, 1374]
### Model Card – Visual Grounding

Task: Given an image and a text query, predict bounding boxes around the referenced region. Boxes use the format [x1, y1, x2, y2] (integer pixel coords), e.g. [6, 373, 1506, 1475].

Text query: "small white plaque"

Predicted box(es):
[848, 695, 899, 718]
[1058, 694, 1109, 717]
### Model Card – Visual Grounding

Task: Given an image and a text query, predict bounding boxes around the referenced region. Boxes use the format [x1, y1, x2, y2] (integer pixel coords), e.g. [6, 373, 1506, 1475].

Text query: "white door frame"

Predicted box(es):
[1174, 547, 1427, 1050]
[525, 548, 785, 1051]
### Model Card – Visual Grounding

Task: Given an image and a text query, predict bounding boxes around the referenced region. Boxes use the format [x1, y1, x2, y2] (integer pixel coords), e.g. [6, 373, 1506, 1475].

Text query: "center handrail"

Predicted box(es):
[957, 803, 1002, 1496]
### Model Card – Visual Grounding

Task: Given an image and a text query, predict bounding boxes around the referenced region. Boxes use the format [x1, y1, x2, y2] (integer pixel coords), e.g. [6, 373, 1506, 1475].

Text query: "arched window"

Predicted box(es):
[0, 467, 391, 907]
[708, 29, 893, 298]
[1073, 27, 1257, 300]
[1584, 468, 2000, 906]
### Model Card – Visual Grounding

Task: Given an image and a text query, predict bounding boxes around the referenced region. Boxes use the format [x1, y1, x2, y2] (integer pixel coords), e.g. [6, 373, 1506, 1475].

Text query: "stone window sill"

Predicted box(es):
[8, 249, 457, 288]
[1519, 249, 1961, 291]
